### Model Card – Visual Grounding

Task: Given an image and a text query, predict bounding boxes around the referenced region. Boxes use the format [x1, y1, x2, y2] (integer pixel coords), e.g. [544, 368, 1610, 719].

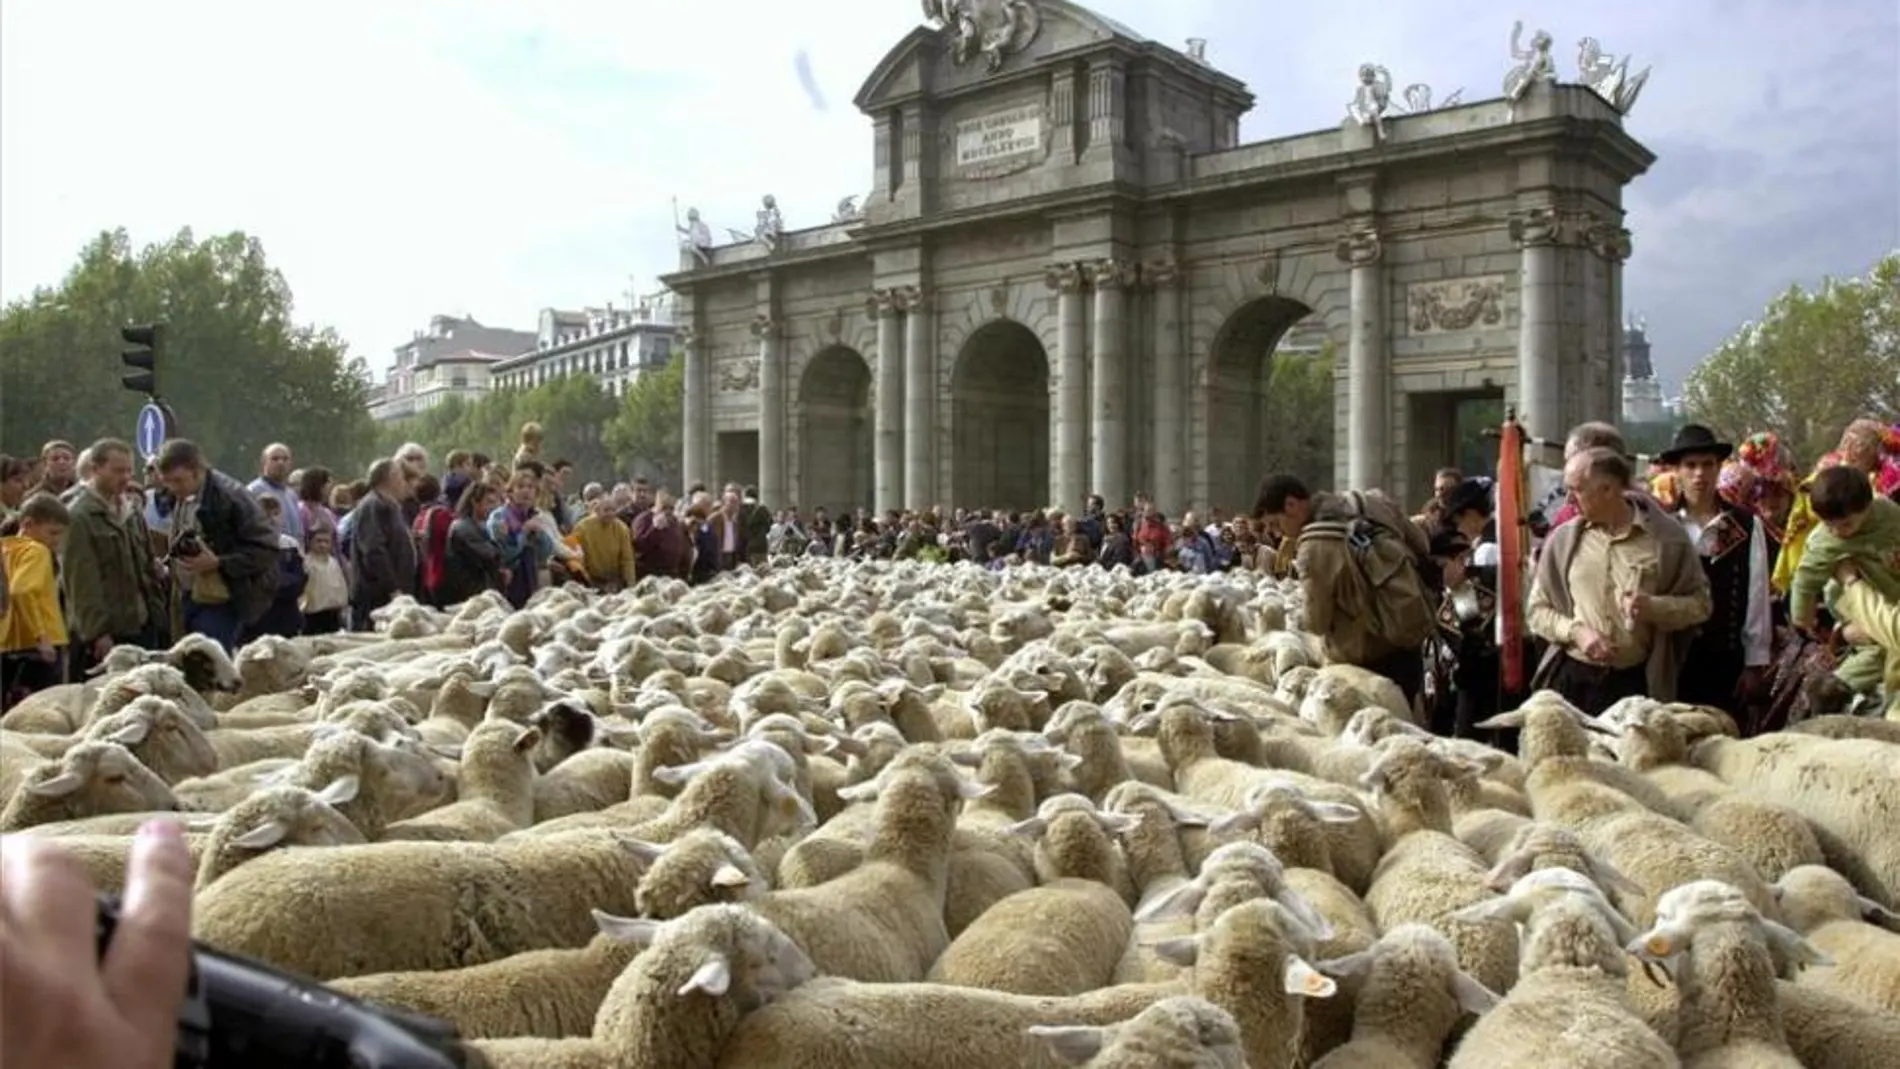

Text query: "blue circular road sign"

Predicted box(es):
[137, 403, 170, 460]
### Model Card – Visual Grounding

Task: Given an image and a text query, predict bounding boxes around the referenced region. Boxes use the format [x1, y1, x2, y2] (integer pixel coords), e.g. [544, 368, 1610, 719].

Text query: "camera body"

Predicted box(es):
[173, 531, 205, 559]
[95, 895, 469, 1069]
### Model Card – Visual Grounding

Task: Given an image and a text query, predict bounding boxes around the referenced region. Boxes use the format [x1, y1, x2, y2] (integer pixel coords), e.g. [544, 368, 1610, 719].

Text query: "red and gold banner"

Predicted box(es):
[1497, 416, 1529, 694]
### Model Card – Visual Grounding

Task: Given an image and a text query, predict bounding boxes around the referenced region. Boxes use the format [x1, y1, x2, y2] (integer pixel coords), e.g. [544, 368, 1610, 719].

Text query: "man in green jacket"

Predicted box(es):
[1790, 465, 1900, 712]
[61, 439, 169, 679]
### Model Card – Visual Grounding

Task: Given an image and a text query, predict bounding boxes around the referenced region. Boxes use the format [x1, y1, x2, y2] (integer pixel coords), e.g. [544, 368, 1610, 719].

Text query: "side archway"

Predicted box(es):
[798, 345, 873, 514]
[1203, 296, 1327, 512]
[952, 319, 1050, 510]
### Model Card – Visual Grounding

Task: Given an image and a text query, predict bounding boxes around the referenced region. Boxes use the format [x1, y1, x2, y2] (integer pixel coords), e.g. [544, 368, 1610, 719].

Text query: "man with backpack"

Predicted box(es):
[412, 484, 458, 609]
[1254, 473, 1438, 707]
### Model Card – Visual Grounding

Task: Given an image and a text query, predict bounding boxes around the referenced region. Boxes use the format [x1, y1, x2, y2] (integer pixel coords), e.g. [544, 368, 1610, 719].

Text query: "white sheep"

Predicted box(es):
[0, 741, 178, 831]
[1771, 864, 1900, 1014]
[1309, 923, 1499, 1069]
[380, 718, 542, 842]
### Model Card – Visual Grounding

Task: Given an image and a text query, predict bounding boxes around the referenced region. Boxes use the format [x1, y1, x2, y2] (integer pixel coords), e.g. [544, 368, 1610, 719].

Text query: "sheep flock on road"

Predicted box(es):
[5, 558, 1900, 1069]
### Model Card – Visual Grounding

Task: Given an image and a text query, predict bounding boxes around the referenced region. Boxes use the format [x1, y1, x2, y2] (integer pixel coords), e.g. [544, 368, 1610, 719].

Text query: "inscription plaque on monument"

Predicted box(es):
[954, 104, 1045, 176]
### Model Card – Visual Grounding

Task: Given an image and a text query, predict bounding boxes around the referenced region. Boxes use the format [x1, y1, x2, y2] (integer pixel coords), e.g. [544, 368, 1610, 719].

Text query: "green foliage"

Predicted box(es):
[0, 228, 377, 470]
[1682, 252, 1900, 465]
[603, 354, 684, 488]
[1260, 343, 1337, 490]
[370, 374, 624, 484]
[1622, 420, 1679, 459]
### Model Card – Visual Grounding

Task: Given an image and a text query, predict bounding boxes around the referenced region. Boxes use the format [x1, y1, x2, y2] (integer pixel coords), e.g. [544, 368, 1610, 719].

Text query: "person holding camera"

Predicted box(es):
[151, 440, 281, 654]
[0, 820, 193, 1069]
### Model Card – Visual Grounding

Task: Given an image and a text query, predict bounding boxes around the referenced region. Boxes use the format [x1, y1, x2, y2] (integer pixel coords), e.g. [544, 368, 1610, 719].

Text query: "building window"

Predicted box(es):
[450, 373, 468, 388]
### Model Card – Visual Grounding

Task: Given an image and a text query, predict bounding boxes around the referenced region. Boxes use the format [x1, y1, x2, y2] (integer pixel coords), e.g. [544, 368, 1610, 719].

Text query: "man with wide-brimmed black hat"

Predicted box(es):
[1660, 423, 1775, 726]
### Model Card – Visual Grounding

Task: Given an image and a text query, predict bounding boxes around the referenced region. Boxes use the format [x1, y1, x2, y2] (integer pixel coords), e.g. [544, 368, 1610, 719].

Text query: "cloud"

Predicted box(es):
[4, 0, 1894, 390]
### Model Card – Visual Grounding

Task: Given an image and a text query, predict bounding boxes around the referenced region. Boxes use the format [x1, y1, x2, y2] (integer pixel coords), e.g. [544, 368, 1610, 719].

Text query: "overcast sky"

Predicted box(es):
[3, 0, 1895, 388]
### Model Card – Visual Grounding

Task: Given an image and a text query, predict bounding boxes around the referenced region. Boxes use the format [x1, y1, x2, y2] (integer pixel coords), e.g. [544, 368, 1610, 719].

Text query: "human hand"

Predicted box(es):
[1573, 625, 1616, 663]
[499, 568, 513, 586]
[0, 820, 194, 1069]
[1621, 591, 1652, 624]
[92, 635, 114, 660]
[181, 550, 219, 575]
[1841, 621, 1869, 645]
[35, 639, 56, 663]
[1834, 559, 1862, 585]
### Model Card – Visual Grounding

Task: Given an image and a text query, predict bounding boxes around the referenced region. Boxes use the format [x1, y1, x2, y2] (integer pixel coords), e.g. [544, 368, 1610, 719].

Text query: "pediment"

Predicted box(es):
[854, 0, 1143, 112]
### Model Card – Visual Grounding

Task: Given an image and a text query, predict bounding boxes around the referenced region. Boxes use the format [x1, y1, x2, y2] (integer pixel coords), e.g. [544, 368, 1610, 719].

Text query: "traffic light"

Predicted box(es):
[121, 324, 161, 396]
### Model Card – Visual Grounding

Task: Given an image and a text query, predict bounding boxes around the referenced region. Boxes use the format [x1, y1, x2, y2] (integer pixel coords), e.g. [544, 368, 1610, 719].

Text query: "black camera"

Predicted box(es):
[173, 532, 204, 559]
[95, 895, 470, 1069]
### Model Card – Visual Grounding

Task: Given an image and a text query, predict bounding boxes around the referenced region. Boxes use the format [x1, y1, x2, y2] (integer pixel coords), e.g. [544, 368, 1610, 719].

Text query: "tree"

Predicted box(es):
[373, 373, 638, 487]
[605, 356, 685, 490]
[1258, 344, 1337, 491]
[0, 228, 379, 472]
[1681, 252, 1900, 466]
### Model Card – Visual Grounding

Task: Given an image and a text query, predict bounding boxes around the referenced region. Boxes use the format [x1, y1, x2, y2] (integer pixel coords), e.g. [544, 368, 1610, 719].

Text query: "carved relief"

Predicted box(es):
[894, 285, 926, 312]
[922, 0, 1043, 74]
[1407, 276, 1507, 335]
[1254, 248, 1282, 292]
[865, 288, 902, 319]
[749, 314, 778, 339]
[1144, 258, 1181, 289]
[987, 281, 1010, 313]
[823, 308, 845, 339]
[718, 359, 761, 392]
[1083, 259, 1138, 290]
[1583, 220, 1633, 263]
[1334, 226, 1381, 266]
[674, 325, 699, 350]
[1043, 262, 1086, 293]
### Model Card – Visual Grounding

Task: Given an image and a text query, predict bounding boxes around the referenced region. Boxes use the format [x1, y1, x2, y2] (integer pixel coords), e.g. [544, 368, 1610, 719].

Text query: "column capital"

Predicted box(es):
[1142, 257, 1182, 289]
[865, 288, 902, 319]
[1083, 258, 1139, 290]
[1508, 206, 1564, 247]
[674, 325, 701, 350]
[894, 284, 926, 312]
[1043, 262, 1087, 294]
[1334, 225, 1381, 266]
[749, 314, 779, 339]
[1584, 219, 1633, 263]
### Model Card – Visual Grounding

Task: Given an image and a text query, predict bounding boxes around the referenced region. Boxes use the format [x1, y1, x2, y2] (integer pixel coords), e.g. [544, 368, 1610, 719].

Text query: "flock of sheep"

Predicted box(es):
[3, 558, 1899, 1069]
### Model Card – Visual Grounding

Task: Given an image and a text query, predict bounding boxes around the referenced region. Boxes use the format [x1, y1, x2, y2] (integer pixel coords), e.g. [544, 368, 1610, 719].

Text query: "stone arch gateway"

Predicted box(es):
[663, 0, 1652, 514]
[798, 345, 874, 514]
[952, 319, 1051, 510]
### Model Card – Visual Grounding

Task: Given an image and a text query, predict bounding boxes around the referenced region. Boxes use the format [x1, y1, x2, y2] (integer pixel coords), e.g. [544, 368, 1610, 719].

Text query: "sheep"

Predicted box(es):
[228, 633, 313, 702]
[191, 778, 365, 889]
[379, 718, 542, 842]
[1773, 981, 1900, 1069]
[1771, 864, 1900, 1013]
[1041, 701, 1171, 801]
[1009, 791, 1138, 899]
[532, 745, 636, 822]
[1358, 737, 1520, 995]
[1625, 879, 1827, 1068]
[928, 875, 1133, 996]
[275, 729, 453, 839]
[1445, 868, 1675, 1069]
[1026, 996, 1246, 1068]
[0, 741, 178, 831]
[624, 829, 768, 919]
[5, 695, 219, 785]
[1309, 924, 1499, 1069]
[191, 829, 656, 979]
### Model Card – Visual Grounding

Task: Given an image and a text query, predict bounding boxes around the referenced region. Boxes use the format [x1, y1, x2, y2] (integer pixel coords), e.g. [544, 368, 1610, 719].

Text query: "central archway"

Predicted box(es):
[952, 319, 1050, 510]
[1205, 296, 1328, 511]
[798, 346, 873, 513]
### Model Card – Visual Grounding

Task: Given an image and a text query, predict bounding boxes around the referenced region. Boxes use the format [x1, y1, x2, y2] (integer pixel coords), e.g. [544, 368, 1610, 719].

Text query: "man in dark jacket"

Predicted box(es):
[152, 439, 280, 654]
[348, 458, 419, 630]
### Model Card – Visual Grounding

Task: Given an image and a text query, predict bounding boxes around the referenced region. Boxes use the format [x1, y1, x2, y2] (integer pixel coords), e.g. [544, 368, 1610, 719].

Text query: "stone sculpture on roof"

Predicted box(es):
[1577, 36, 1650, 115]
[921, 0, 1043, 73]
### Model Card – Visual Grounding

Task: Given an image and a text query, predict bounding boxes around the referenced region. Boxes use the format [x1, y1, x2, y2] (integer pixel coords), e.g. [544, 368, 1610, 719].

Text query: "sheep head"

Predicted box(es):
[1625, 879, 1831, 984]
[1313, 924, 1498, 1018]
[596, 903, 815, 1011]
[17, 741, 178, 818]
[1028, 996, 1245, 1068]
[169, 633, 242, 694]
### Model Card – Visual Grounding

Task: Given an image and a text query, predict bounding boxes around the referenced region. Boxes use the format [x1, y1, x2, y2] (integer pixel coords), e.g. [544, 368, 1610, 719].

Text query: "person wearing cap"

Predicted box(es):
[1432, 478, 1529, 739]
[1661, 424, 1775, 726]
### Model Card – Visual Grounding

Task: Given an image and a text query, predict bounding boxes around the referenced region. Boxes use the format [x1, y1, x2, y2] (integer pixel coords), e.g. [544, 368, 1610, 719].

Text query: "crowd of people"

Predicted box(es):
[1, 415, 1897, 724]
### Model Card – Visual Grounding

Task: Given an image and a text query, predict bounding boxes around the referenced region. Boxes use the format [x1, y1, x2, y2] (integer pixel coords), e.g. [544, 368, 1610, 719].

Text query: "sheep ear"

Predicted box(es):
[919, 684, 945, 701]
[1472, 710, 1526, 730]
[1056, 751, 1085, 772]
[512, 727, 544, 754]
[591, 909, 662, 946]
[1449, 896, 1524, 926]
[316, 775, 361, 806]
[677, 955, 732, 998]
[1007, 816, 1049, 839]
[618, 837, 670, 865]
[1166, 803, 1214, 828]
[956, 778, 995, 800]
[1858, 895, 1900, 929]
[107, 719, 152, 747]
[709, 863, 751, 889]
[1450, 970, 1499, 1015]
[1309, 801, 1363, 825]
[1091, 809, 1137, 835]
[1315, 948, 1374, 980]
[1587, 857, 1646, 900]
[947, 749, 982, 768]
[1273, 890, 1336, 942]
[464, 681, 498, 698]
[83, 660, 113, 677]
[1146, 936, 1200, 967]
[1134, 881, 1206, 924]
[1484, 853, 1533, 894]
[430, 744, 464, 761]
[229, 819, 291, 850]
[1283, 955, 1337, 998]
[1207, 810, 1259, 837]
[26, 772, 85, 798]
[1763, 919, 1834, 974]
[1024, 1025, 1107, 1065]
[835, 780, 880, 803]
[651, 762, 700, 786]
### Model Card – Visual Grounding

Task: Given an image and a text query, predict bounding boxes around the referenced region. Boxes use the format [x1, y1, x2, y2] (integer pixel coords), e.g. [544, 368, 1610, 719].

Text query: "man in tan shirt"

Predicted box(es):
[1527, 447, 1711, 713]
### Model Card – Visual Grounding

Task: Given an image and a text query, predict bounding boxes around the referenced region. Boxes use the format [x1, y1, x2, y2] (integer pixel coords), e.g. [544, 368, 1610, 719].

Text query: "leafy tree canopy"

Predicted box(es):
[1681, 252, 1900, 466]
[0, 228, 377, 472]
[1260, 344, 1336, 492]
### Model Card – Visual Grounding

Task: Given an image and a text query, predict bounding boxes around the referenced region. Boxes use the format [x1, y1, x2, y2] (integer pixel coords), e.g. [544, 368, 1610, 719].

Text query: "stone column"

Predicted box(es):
[1084, 258, 1134, 507]
[1045, 262, 1089, 510]
[868, 288, 904, 513]
[1336, 224, 1387, 491]
[1588, 220, 1633, 428]
[1510, 207, 1563, 442]
[679, 326, 708, 489]
[898, 286, 935, 509]
[751, 314, 787, 507]
[1146, 258, 1185, 515]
